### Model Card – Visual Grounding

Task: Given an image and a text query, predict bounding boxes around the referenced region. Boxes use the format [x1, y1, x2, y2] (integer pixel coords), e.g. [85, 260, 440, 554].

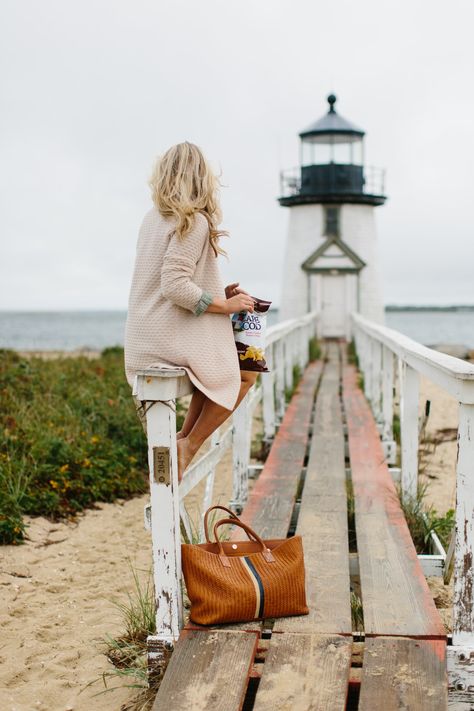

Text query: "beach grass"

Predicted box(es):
[0, 346, 184, 545]
[82, 562, 159, 710]
[397, 480, 454, 553]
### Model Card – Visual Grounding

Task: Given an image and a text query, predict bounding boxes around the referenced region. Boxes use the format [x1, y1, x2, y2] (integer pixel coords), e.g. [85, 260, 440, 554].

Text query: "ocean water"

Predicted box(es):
[0, 308, 473, 352]
[385, 310, 474, 349]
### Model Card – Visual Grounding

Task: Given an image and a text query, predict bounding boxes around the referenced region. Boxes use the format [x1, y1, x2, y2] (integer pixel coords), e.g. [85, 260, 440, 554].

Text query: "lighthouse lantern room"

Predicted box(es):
[278, 94, 387, 339]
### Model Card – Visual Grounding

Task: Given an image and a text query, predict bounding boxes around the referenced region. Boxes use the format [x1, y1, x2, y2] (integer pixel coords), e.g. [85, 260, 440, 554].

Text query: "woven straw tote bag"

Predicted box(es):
[181, 505, 309, 625]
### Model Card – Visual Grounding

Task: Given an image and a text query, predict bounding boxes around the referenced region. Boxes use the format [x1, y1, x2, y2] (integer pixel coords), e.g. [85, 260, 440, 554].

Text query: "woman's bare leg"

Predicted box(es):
[177, 388, 206, 439]
[177, 372, 258, 481]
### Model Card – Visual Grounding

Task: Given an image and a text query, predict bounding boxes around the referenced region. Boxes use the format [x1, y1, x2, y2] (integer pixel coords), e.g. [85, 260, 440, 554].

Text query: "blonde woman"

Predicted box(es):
[124, 142, 257, 480]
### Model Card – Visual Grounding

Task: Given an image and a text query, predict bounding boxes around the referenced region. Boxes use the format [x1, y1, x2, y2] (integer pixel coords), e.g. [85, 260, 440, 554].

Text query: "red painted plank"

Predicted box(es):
[343, 360, 445, 638]
[235, 360, 323, 540]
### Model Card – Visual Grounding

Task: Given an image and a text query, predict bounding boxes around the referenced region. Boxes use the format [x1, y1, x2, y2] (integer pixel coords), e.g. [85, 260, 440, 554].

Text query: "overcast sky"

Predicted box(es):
[1, 0, 473, 311]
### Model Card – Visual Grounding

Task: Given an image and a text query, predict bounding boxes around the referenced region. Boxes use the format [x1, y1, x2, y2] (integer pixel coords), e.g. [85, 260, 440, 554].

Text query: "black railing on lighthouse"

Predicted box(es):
[279, 164, 386, 199]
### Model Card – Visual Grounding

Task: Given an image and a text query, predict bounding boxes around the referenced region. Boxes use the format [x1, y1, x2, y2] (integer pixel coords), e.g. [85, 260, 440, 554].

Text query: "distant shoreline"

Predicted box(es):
[385, 305, 474, 312]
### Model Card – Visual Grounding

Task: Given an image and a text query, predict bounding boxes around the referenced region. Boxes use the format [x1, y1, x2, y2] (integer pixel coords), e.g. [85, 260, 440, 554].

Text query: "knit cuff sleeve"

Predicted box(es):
[193, 291, 213, 316]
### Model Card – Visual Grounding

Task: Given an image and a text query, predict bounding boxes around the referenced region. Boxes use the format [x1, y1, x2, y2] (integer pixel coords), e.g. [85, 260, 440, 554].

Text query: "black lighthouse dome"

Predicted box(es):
[299, 94, 365, 142]
[279, 94, 386, 207]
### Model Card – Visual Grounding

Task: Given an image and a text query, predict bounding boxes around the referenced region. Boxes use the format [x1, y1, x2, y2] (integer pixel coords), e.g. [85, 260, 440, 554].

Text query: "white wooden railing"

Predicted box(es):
[133, 311, 319, 657]
[352, 312, 474, 699]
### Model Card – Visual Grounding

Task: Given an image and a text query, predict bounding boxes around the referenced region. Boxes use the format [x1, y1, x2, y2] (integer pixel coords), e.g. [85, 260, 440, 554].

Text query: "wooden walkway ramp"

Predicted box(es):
[153, 342, 448, 710]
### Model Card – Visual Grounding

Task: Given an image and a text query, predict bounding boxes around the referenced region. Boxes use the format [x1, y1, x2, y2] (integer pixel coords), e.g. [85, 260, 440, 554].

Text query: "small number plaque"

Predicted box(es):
[153, 446, 170, 485]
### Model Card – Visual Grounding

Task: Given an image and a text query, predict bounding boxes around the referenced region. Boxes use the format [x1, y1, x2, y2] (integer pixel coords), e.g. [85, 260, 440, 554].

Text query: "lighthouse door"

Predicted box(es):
[321, 275, 346, 336]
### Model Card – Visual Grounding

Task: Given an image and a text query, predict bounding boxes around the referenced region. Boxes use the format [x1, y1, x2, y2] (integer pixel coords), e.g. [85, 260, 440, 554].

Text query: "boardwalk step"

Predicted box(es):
[152, 629, 258, 711]
[252, 632, 352, 711]
[359, 636, 447, 710]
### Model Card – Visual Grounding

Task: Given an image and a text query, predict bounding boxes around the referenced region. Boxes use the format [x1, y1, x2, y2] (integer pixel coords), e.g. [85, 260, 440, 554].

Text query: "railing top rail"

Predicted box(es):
[352, 312, 474, 382]
[352, 312, 474, 404]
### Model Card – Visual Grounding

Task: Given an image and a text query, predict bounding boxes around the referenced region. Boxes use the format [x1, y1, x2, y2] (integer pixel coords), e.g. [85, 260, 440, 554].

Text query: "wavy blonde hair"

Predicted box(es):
[149, 142, 227, 257]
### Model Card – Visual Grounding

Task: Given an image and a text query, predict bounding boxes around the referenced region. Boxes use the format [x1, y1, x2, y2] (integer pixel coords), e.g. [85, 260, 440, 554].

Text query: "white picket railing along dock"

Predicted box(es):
[133, 310, 319, 649]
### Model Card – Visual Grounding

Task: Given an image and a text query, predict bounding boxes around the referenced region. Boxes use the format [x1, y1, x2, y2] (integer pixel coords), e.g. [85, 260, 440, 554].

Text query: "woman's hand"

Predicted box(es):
[225, 293, 255, 314]
[206, 292, 255, 315]
[225, 282, 249, 299]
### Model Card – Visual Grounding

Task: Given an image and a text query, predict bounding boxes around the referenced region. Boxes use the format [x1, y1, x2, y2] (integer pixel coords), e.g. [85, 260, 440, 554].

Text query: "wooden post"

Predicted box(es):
[285, 333, 294, 392]
[382, 345, 394, 440]
[371, 339, 383, 421]
[381, 345, 396, 464]
[274, 338, 286, 421]
[448, 403, 474, 702]
[398, 359, 420, 502]
[134, 368, 192, 667]
[262, 344, 276, 443]
[200, 428, 219, 540]
[353, 323, 362, 367]
[453, 403, 474, 646]
[231, 391, 250, 513]
[298, 323, 306, 370]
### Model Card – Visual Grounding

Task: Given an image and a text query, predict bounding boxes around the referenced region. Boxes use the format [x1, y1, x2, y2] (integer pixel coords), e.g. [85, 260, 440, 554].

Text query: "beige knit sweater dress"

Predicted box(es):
[124, 208, 241, 411]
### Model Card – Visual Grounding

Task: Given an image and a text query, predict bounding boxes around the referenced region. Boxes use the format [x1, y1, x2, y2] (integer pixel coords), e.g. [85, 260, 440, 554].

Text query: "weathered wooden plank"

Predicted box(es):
[453, 402, 474, 646]
[275, 342, 352, 635]
[236, 359, 323, 540]
[343, 359, 445, 638]
[152, 630, 258, 711]
[253, 632, 352, 711]
[359, 636, 447, 710]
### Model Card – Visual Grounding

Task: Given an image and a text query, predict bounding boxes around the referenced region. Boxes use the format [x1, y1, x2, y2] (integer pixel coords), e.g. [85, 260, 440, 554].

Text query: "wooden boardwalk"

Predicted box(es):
[152, 341, 448, 710]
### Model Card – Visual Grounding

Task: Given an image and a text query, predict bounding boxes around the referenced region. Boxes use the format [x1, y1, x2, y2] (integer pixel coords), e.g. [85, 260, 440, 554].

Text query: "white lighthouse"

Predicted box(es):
[278, 94, 387, 338]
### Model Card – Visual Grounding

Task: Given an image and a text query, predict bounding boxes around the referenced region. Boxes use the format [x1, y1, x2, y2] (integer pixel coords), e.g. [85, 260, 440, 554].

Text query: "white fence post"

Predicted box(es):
[231, 391, 251, 513]
[298, 324, 306, 371]
[284, 334, 294, 393]
[262, 344, 276, 443]
[274, 338, 286, 421]
[398, 359, 420, 502]
[381, 344, 396, 464]
[371, 340, 383, 422]
[453, 403, 474, 646]
[362, 333, 372, 402]
[382, 344, 394, 440]
[198, 428, 220, 541]
[134, 372, 188, 662]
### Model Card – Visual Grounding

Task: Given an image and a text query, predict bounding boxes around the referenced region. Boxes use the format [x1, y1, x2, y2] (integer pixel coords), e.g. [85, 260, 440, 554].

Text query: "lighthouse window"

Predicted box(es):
[324, 206, 340, 236]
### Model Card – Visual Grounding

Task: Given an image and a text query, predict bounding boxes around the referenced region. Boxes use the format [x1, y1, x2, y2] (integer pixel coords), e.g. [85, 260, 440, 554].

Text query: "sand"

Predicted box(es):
[418, 375, 459, 516]
[0, 397, 262, 711]
[0, 367, 462, 708]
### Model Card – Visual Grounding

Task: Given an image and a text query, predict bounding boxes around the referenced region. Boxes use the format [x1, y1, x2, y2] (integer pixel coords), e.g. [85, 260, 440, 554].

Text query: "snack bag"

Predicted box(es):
[232, 296, 272, 372]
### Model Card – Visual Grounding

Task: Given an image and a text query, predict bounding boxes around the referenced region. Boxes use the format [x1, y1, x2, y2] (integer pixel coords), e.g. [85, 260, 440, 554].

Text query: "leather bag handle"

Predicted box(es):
[203, 505, 240, 543]
[212, 518, 275, 567]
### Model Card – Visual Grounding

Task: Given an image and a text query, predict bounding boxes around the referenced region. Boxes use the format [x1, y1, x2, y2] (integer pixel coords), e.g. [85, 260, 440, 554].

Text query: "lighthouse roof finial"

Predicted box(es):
[299, 94, 365, 142]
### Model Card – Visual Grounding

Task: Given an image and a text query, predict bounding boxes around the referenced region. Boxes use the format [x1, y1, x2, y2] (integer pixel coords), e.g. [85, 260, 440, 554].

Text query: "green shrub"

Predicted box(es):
[397, 480, 455, 553]
[0, 347, 184, 545]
